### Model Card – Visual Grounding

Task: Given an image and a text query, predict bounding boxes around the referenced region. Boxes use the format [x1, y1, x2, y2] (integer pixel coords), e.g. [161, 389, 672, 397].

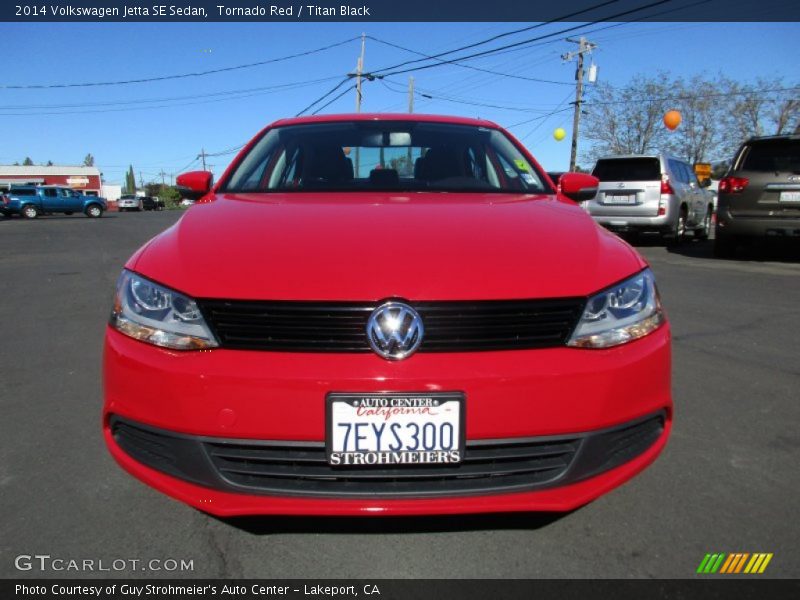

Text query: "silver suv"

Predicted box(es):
[584, 154, 714, 244]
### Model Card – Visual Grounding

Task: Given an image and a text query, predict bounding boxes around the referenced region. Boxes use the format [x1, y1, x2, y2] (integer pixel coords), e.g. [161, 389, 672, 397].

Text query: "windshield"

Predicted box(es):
[592, 158, 661, 182]
[221, 121, 549, 194]
[739, 139, 800, 173]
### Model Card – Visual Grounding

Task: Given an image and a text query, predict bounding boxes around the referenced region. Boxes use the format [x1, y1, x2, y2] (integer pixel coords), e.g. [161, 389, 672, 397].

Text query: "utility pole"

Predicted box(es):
[159, 169, 167, 186]
[354, 33, 366, 177]
[139, 171, 144, 190]
[355, 32, 365, 113]
[199, 148, 207, 171]
[406, 76, 415, 171]
[562, 37, 596, 172]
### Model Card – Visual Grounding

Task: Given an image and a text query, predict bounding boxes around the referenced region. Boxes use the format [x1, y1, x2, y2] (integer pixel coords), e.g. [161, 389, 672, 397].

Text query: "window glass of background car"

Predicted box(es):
[592, 158, 661, 181]
[738, 139, 800, 172]
[10, 187, 36, 196]
[44, 188, 58, 197]
[222, 122, 545, 194]
[685, 164, 701, 186]
[668, 159, 687, 184]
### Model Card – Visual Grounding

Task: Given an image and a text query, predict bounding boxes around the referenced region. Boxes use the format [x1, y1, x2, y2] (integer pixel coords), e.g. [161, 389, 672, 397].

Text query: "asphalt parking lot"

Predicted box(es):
[1, 210, 798, 579]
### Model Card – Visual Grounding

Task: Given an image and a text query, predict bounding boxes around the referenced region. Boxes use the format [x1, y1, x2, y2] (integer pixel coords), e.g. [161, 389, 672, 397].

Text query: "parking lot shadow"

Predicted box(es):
[624, 233, 800, 263]
[213, 511, 573, 535]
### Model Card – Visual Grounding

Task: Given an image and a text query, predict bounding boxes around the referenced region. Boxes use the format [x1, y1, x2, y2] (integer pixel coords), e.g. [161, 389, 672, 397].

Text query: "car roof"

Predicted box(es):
[595, 154, 677, 161]
[269, 113, 502, 129]
[743, 134, 800, 143]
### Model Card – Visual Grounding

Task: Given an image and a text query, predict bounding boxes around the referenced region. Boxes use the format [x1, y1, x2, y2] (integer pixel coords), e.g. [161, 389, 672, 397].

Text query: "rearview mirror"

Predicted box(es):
[176, 171, 214, 201]
[559, 172, 599, 202]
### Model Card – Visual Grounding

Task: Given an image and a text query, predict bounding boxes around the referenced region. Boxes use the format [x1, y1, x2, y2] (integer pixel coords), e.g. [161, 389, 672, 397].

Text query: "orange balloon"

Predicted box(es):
[664, 110, 681, 130]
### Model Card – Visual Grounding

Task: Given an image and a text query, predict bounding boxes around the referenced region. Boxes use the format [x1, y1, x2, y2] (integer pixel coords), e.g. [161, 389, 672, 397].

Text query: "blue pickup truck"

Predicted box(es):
[1, 185, 107, 219]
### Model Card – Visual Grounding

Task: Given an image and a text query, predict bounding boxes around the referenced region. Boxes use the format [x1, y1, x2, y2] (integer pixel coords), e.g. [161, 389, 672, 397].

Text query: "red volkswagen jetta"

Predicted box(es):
[103, 114, 671, 516]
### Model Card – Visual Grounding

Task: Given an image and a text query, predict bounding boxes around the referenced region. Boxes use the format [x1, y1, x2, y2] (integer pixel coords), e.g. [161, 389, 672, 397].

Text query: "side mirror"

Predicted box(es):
[176, 171, 214, 201]
[559, 172, 599, 202]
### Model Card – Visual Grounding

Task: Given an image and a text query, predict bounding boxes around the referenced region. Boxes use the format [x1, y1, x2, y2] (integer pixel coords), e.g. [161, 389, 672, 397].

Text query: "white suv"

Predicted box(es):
[583, 154, 715, 244]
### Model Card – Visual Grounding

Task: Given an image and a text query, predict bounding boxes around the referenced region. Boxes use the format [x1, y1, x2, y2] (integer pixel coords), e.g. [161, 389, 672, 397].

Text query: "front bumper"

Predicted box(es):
[103, 323, 672, 516]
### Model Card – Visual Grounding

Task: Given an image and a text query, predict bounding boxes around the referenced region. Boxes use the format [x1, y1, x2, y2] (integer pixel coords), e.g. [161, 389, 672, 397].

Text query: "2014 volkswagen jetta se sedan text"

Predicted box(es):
[103, 114, 672, 516]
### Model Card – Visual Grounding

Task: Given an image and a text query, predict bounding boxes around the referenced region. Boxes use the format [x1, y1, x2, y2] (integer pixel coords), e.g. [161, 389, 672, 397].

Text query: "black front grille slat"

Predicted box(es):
[203, 437, 580, 495]
[211, 455, 571, 481]
[198, 298, 585, 352]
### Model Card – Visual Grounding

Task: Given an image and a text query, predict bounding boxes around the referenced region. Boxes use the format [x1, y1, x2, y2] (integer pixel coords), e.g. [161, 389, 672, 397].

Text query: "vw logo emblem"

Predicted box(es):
[366, 301, 424, 360]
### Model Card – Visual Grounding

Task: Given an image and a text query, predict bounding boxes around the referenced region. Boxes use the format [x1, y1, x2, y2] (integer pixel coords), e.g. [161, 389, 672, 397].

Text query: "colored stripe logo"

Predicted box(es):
[697, 553, 773, 574]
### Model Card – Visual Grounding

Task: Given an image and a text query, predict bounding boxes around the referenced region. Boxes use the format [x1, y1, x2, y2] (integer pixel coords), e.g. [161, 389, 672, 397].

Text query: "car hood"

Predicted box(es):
[130, 192, 646, 301]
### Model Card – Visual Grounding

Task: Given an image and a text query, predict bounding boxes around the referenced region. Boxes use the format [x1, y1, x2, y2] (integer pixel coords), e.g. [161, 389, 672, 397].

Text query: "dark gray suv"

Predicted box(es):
[715, 135, 800, 257]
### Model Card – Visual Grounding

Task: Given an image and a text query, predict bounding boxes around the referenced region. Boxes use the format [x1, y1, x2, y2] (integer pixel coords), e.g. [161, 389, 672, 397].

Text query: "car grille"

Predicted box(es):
[203, 438, 579, 497]
[197, 298, 585, 352]
[110, 413, 665, 499]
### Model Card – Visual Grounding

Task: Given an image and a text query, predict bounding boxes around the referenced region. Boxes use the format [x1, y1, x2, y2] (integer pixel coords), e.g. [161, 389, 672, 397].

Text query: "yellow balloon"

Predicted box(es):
[553, 128, 566, 141]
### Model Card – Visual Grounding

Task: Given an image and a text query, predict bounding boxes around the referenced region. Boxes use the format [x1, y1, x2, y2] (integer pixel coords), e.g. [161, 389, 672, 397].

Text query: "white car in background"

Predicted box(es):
[117, 194, 143, 212]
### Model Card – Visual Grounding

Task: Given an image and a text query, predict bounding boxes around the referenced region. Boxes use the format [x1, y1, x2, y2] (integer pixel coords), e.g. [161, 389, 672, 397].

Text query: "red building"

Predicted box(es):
[0, 165, 102, 195]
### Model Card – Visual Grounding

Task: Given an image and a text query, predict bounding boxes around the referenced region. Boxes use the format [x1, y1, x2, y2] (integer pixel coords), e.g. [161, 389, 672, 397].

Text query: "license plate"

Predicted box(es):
[779, 191, 800, 202]
[605, 194, 636, 205]
[326, 392, 465, 466]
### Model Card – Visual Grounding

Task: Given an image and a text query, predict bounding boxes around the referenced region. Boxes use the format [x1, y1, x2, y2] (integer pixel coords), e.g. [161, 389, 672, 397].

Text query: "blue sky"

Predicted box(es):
[1, 21, 798, 184]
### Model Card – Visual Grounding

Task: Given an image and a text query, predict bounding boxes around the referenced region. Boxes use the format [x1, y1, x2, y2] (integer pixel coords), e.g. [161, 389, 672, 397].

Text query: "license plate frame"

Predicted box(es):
[325, 392, 466, 466]
[604, 194, 637, 205]
[779, 191, 800, 202]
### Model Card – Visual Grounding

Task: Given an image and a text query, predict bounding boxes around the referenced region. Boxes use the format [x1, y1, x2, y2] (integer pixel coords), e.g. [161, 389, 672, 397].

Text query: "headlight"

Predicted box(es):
[568, 268, 664, 349]
[110, 270, 218, 350]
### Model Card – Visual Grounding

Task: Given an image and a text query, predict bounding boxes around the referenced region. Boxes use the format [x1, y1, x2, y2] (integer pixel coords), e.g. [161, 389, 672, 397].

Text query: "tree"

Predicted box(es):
[581, 73, 672, 162]
[83, 153, 95, 167]
[663, 74, 736, 164]
[124, 165, 137, 195]
[582, 72, 800, 167]
[22, 157, 33, 166]
[46, 160, 53, 166]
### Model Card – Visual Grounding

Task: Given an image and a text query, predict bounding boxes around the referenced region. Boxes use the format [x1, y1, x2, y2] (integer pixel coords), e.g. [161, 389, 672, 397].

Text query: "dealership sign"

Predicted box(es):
[66, 177, 89, 187]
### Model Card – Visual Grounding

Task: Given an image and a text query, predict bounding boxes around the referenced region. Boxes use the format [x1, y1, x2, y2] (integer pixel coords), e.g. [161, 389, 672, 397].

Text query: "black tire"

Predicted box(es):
[21, 204, 39, 219]
[695, 207, 713, 241]
[85, 204, 103, 218]
[713, 233, 737, 258]
[665, 206, 688, 246]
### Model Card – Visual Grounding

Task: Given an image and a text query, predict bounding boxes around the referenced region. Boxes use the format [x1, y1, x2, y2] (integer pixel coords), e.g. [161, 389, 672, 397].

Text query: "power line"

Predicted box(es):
[296, 78, 352, 116]
[380, 78, 558, 113]
[369, 1, 671, 79]
[1, 37, 360, 90]
[583, 85, 800, 107]
[0, 76, 342, 112]
[365, 0, 620, 75]
[312, 85, 357, 115]
[367, 36, 573, 86]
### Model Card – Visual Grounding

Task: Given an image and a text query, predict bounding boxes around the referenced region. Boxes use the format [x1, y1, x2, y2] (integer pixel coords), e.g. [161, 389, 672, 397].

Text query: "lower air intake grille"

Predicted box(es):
[203, 438, 580, 497]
